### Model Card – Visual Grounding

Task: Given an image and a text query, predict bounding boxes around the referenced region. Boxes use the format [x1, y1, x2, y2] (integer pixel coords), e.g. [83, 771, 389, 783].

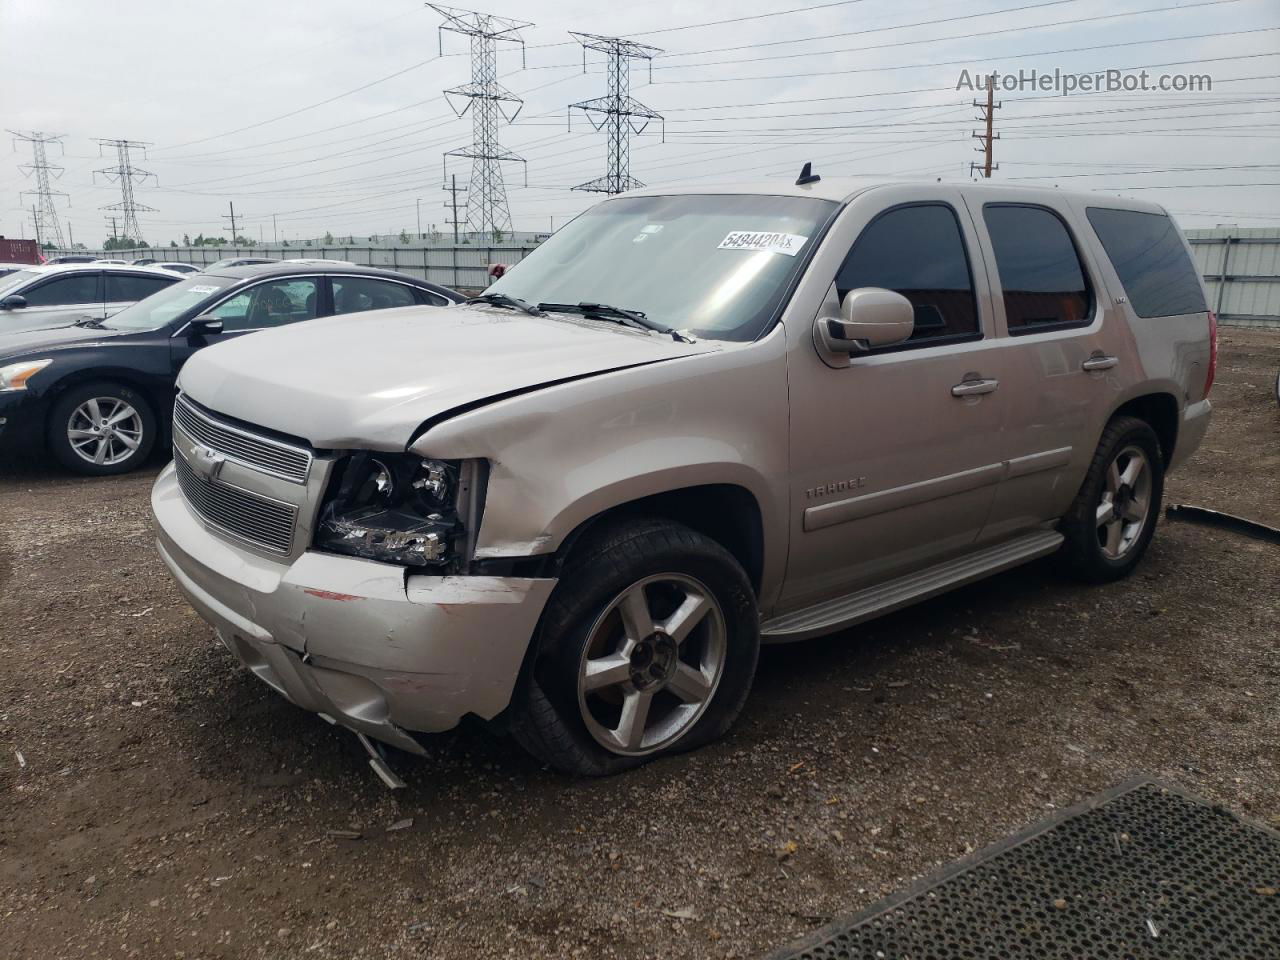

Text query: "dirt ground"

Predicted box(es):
[1, 329, 1277, 960]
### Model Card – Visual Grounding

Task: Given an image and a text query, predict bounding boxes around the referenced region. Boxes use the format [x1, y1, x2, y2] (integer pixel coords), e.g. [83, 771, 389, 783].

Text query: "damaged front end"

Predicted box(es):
[315, 453, 484, 570]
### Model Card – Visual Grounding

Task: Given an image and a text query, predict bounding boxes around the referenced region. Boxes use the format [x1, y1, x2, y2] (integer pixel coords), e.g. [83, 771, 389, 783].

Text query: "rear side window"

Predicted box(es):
[983, 204, 1092, 333]
[23, 273, 100, 306]
[1086, 207, 1207, 318]
[106, 273, 175, 302]
[837, 203, 978, 345]
[332, 277, 416, 315]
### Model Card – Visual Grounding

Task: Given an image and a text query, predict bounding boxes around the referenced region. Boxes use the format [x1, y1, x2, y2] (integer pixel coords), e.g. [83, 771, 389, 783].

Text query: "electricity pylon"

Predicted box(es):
[430, 4, 531, 240]
[94, 139, 156, 244]
[9, 131, 69, 248]
[568, 33, 663, 195]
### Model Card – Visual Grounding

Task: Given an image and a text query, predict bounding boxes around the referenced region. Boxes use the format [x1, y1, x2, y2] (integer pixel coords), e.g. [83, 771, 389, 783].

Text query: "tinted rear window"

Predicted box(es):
[1086, 207, 1207, 318]
[984, 204, 1092, 333]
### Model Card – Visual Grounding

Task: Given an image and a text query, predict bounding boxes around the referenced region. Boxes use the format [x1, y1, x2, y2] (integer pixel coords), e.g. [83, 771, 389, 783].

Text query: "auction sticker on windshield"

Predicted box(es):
[189, 285, 219, 294]
[718, 231, 808, 256]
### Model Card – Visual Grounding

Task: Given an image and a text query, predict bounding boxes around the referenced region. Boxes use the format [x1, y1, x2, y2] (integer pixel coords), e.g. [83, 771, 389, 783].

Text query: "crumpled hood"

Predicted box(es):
[178, 304, 720, 449]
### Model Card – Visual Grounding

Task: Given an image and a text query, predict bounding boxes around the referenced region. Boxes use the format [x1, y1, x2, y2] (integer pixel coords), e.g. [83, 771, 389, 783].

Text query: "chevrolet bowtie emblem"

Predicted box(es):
[189, 443, 226, 481]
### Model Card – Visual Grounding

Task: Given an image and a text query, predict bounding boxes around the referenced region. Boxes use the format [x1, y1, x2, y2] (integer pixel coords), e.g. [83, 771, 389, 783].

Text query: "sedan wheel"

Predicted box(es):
[67, 397, 144, 467]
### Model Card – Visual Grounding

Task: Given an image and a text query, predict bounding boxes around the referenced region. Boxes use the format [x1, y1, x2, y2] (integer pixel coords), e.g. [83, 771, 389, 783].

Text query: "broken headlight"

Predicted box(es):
[315, 453, 465, 567]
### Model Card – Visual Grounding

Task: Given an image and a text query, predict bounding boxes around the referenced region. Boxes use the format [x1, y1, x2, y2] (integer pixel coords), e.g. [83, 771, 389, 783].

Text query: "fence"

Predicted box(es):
[73, 229, 1280, 326]
[1186, 228, 1280, 329]
[80, 242, 542, 292]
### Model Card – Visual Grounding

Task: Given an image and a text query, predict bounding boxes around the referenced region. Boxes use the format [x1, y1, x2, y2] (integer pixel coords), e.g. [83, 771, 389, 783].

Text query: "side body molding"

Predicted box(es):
[803, 447, 1072, 532]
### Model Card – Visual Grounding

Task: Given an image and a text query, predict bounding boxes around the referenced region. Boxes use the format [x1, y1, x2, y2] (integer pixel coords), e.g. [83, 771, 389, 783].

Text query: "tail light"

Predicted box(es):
[1205, 310, 1218, 398]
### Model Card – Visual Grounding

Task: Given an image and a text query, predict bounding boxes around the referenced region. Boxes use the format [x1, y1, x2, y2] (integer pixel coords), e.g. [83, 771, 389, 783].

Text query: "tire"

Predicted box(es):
[47, 381, 157, 476]
[511, 518, 760, 777]
[1058, 415, 1164, 583]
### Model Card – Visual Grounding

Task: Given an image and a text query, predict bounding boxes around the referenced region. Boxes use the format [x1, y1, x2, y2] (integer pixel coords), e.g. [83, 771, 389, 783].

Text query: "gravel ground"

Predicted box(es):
[1, 329, 1277, 960]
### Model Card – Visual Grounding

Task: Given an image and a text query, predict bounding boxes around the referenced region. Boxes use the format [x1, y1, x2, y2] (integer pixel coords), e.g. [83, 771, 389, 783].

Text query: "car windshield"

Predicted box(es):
[487, 194, 837, 342]
[103, 276, 236, 330]
[0, 269, 41, 294]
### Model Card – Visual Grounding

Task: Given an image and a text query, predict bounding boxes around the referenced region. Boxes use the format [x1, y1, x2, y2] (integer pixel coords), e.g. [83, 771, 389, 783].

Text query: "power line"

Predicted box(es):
[9, 130, 68, 247]
[93, 139, 155, 244]
[569, 33, 663, 194]
[431, 4, 533, 239]
[650, 27, 1280, 84]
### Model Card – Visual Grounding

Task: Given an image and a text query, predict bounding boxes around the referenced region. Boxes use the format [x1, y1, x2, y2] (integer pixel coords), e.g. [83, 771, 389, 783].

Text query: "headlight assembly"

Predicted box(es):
[0, 359, 51, 392]
[315, 453, 475, 567]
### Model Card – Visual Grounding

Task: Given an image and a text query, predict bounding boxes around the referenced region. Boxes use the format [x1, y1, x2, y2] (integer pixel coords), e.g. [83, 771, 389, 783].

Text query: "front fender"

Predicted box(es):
[411, 328, 792, 605]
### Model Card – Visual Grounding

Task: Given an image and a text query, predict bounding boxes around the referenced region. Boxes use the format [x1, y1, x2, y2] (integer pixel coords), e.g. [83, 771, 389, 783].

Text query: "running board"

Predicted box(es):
[761, 529, 1064, 643]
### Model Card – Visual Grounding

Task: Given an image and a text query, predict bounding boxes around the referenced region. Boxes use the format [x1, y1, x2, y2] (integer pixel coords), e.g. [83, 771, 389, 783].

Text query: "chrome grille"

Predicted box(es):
[173, 453, 297, 554]
[174, 395, 311, 484]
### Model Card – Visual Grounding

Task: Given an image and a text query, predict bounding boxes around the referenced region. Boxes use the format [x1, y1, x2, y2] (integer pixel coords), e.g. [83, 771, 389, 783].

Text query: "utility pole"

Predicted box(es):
[568, 34, 663, 194]
[443, 174, 467, 243]
[222, 201, 239, 243]
[30, 204, 41, 247]
[94, 139, 156, 244]
[430, 4, 532, 240]
[68, 221, 74, 249]
[109, 216, 119, 244]
[9, 130, 69, 248]
[273, 213, 278, 244]
[416, 198, 423, 239]
[970, 79, 1001, 179]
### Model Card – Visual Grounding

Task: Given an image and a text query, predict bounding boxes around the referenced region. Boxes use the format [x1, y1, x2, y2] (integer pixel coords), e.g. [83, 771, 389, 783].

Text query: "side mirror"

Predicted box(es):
[189, 315, 224, 336]
[816, 287, 914, 357]
[1, 294, 27, 310]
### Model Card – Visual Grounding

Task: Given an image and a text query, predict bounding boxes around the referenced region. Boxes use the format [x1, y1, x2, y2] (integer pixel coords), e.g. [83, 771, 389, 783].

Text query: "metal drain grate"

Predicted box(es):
[765, 780, 1280, 960]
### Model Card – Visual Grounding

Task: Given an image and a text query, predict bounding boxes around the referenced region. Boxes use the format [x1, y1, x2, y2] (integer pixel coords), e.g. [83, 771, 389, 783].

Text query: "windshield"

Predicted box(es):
[0, 269, 41, 294]
[487, 194, 837, 341]
[103, 276, 235, 330]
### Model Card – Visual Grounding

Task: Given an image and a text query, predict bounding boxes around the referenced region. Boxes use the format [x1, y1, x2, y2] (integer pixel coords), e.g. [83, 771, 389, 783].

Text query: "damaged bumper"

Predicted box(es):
[151, 462, 556, 754]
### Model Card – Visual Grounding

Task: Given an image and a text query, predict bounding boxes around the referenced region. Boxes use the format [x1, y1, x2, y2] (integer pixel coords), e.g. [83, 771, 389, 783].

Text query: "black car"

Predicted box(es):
[0, 263, 462, 475]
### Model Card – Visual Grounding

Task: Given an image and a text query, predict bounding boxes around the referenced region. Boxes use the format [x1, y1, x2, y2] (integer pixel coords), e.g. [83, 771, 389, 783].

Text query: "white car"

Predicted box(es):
[148, 262, 202, 275]
[0, 261, 29, 280]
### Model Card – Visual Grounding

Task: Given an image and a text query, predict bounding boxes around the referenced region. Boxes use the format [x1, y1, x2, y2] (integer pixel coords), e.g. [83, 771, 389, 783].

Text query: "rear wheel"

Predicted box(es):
[47, 381, 157, 476]
[512, 519, 759, 776]
[1058, 415, 1164, 582]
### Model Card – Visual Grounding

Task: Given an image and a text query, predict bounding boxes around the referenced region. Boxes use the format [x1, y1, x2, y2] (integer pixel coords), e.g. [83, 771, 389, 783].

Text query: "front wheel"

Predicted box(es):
[1058, 415, 1164, 582]
[47, 381, 157, 476]
[512, 519, 760, 776]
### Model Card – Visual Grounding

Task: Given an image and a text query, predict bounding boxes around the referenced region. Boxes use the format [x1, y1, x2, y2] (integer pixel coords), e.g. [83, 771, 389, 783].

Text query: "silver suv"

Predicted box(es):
[152, 177, 1215, 777]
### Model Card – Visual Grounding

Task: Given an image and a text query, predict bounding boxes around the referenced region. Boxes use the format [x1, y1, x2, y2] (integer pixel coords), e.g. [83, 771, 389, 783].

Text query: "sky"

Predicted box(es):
[1, 0, 1278, 247]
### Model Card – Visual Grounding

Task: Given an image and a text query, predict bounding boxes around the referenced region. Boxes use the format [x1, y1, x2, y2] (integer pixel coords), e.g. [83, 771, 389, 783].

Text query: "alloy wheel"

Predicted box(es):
[576, 573, 727, 756]
[67, 397, 144, 466]
[1095, 444, 1153, 560]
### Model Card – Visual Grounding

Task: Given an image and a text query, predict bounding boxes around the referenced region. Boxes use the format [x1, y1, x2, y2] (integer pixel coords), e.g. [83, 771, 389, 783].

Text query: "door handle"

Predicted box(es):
[1082, 355, 1118, 372]
[951, 378, 999, 397]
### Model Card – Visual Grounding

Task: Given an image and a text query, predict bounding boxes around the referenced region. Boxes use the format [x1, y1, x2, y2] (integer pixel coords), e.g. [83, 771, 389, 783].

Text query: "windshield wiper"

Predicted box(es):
[465, 292, 545, 316]
[537, 302, 692, 343]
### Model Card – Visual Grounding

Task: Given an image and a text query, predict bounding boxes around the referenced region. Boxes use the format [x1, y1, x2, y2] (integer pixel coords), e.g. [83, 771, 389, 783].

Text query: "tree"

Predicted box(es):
[323, 231, 334, 244]
[192, 233, 204, 246]
[492, 228, 505, 243]
[182, 233, 191, 246]
[41, 241, 56, 250]
[233, 235, 255, 246]
[169, 240, 178, 248]
[398, 229, 411, 244]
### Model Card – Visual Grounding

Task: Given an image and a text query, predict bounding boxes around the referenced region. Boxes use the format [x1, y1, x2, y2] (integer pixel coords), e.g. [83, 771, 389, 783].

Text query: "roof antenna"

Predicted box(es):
[795, 162, 820, 186]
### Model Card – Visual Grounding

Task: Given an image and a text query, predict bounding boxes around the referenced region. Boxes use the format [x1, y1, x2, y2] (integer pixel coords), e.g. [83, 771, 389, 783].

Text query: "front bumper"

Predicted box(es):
[0, 389, 47, 459]
[152, 462, 556, 754]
